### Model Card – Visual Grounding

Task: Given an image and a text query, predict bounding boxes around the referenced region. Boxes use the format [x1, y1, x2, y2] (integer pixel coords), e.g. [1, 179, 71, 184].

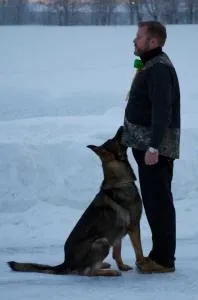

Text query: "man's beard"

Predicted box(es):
[134, 44, 150, 56]
[134, 46, 143, 57]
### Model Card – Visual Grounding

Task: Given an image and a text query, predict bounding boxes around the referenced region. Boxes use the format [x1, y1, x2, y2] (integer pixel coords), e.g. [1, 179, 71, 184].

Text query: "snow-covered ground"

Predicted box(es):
[0, 25, 198, 299]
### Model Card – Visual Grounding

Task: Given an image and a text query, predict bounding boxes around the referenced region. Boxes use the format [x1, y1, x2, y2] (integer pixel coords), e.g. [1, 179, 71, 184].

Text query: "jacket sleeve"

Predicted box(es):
[147, 63, 172, 149]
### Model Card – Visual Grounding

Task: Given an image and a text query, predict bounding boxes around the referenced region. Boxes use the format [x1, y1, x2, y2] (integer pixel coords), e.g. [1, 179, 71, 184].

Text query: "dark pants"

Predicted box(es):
[132, 149, 176, 268]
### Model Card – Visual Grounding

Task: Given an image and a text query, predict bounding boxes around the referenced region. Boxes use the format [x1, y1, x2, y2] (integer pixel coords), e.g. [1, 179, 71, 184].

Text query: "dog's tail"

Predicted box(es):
[7, 261, 67, 275]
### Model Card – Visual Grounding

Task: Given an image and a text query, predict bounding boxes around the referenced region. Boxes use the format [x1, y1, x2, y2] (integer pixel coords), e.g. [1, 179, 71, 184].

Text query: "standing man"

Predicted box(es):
[122, 21, 180, 273]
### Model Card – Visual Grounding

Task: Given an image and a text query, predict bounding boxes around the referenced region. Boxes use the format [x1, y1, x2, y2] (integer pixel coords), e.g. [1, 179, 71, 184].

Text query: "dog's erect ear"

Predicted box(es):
[87, 145, 102, 156]
[113, 126, 124, 141]
[87, 145, 97, 152]
[87, 145, 108, 159]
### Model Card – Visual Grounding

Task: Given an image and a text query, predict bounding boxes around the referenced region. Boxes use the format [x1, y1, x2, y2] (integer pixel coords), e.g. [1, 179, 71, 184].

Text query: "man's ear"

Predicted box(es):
[150, 36, 159, 48]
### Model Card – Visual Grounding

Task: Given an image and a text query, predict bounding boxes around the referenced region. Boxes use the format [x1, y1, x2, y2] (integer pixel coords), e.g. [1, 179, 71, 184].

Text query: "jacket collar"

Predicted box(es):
[140, 47, 162, 65]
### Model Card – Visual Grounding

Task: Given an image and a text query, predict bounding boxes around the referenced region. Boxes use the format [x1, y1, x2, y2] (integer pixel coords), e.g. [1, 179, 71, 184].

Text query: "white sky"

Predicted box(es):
[0, 25, 198, 300]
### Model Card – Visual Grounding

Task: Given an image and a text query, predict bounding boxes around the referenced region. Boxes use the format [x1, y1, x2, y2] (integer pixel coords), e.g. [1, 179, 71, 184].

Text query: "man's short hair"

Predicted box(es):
[138, 21, 167, 47]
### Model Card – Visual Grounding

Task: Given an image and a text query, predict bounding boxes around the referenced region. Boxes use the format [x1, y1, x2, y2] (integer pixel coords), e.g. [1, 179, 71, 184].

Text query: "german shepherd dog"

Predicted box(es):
[8, 126, 144, 276]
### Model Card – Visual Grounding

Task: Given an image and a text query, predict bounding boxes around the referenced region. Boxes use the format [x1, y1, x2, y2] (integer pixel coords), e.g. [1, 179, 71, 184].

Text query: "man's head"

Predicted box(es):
[133, 21, 167, 56]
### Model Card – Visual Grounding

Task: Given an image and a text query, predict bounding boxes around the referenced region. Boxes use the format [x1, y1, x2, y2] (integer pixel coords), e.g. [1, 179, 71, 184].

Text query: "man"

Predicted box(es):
[122, 21, 180, 273]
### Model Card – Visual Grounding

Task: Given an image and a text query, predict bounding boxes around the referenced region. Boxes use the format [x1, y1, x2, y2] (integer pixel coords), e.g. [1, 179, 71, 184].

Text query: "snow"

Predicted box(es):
[0, 25, 198, 299]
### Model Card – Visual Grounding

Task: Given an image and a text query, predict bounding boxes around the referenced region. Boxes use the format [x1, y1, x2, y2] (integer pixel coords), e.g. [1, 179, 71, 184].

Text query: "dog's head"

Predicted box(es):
[87, 126, 137, 181]
[87, 126, 127, 162]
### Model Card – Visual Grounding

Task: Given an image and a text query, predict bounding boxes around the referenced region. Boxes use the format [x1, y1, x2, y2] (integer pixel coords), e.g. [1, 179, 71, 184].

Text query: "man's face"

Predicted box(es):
[133, 26, 154, 56]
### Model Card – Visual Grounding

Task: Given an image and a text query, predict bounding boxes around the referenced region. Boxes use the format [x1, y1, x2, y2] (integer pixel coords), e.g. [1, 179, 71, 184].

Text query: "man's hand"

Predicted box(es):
[144, 148, 159, 165]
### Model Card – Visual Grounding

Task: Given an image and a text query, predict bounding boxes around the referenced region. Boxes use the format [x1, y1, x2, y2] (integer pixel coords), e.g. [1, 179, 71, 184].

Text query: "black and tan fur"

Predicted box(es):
[8, 126, 144, 276]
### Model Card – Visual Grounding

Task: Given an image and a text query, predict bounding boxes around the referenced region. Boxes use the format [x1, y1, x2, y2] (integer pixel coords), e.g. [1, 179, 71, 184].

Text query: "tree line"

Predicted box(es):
[0, 0, 198, 25]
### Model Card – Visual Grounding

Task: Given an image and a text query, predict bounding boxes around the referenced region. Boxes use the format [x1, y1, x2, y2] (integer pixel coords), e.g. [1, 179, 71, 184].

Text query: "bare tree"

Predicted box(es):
[91, 0, 118, 25]
[124, 0, 143, 24]
[184, 0, 197, 23]
[0, 0, 6, 25]
[144, 0, 161, 20]
[7, 0, 28, 24]
[52, 0, 71, 25]
[159, 0, 180, 24]
[168, 0, 180, 23]
[134, 0, 144, 22]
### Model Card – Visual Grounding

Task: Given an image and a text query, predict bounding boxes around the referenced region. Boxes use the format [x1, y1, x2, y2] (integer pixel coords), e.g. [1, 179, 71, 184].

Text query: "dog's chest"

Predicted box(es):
[109, 198, 131, 228]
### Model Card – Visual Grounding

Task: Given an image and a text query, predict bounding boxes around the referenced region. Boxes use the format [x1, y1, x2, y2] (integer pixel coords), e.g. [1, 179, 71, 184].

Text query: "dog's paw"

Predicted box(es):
[118, 263, 133, 271]
[101, 262, 111, 269]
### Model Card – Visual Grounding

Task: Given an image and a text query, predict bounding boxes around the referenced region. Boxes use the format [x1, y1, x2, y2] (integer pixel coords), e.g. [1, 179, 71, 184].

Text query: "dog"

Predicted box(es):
[7, 126, 144, 276]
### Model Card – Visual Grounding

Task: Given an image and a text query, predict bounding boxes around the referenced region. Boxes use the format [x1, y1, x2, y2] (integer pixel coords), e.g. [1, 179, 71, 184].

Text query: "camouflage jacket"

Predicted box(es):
[122, 50, 180, 159]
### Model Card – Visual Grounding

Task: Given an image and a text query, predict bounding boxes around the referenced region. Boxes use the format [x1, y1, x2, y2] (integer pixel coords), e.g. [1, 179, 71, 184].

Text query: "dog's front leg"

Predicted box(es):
[128, 225, 145, 264]
[112, 240, 132, 271]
